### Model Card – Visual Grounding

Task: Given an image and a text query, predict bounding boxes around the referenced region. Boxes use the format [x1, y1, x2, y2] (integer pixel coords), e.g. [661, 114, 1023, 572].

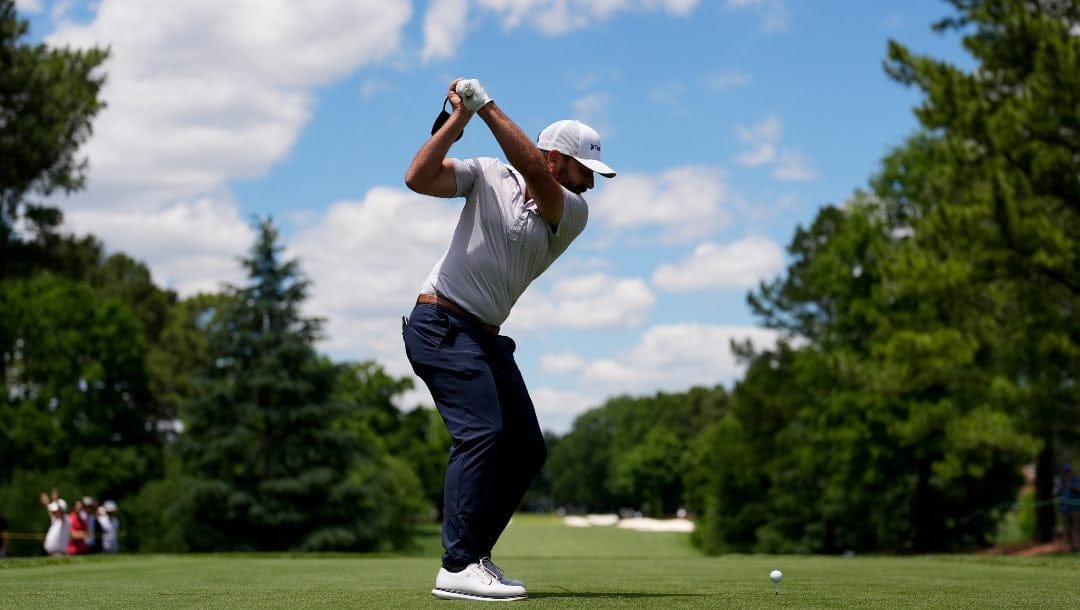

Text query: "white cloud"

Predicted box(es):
[360, 78, 394, 100]
[735, 115, 815, 181]
[652, 236, 784, 291]
[724, 0, 790, 33]
[531, 387, 604, 434]
[475, 0, 699, 35]
[572, 92, 613, 135]
[64, 196, 254, 295]
[285, 187, 465, 394]
[508, 274, 655, 331]
[650, 81, 687, 105]
[291, 187, 460, 324]
[702, 69, 752, 92]
[42, 0, 412, 296]
[421, 0, 469, 63]
[590, 166, 731, 242]
[558, 323, 784, 396]
[48, 0, 411, 205]
[735, 115, 781, 166]
[773, 150, 817, 181]
[541, 352, 588, 374]
[14, 0, 43, 13]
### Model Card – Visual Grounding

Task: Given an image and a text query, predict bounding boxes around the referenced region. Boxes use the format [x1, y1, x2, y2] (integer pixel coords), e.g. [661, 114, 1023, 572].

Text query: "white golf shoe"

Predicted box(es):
[432, 560, 527, 602]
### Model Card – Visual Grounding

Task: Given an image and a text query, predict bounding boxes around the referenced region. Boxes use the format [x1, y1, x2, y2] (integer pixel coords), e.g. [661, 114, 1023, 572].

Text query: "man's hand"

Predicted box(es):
[455, 78, 493, 112]
[446, 79, 471, 114]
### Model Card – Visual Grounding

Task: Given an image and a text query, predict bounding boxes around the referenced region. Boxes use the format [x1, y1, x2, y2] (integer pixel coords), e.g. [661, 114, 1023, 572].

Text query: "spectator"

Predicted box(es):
[66, 498, 89, 555]
[0, 512, 8, 558]
[40, 491, 69, 556]
[1054, 463, 1079, 552]
[98, 500, 120, 553]
[83, 496, 101, 553]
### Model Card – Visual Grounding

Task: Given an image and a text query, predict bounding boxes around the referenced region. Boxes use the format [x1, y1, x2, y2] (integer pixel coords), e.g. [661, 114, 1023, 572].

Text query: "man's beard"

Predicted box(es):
[556, 165, 588, 194]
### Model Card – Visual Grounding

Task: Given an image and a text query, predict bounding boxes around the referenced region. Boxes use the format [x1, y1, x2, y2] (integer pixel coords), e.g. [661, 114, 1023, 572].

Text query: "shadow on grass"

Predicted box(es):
[530, 590, 709, 601]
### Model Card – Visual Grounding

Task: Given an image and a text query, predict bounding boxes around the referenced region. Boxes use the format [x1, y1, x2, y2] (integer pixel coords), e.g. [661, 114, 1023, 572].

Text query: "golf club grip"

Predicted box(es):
[432, 98, 464, 142]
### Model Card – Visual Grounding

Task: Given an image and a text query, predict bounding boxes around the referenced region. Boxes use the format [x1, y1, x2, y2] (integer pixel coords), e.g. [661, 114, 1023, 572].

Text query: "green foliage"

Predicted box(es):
[170, 219, 425, 552]
[0, 274, 161, 492]
[0, 0, 108, 278]
[680, 0, 1076, 555]
[0, 3, 437, 555]
[611, 428, 683, 516]
[332, 361, 450, 520]
[696, 193, 1038, 553]
[880, 0, 1080, 541]
[549, 386, 727, 514]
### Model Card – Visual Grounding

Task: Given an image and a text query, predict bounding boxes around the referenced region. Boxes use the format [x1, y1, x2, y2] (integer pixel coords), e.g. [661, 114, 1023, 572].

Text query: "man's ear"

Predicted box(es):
[545, 149, 562, 172]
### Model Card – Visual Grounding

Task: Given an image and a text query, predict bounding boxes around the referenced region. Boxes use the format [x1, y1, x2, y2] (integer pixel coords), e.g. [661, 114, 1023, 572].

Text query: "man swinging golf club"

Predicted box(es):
[402, 77, 615, 601]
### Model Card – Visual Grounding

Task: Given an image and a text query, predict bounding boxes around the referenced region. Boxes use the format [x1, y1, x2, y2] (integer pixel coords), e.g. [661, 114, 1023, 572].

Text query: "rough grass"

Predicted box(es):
[2, 514, 1077, 608]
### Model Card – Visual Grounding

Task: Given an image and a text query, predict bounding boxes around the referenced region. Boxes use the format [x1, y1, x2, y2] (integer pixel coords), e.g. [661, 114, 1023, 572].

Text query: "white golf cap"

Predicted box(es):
[537, 120, 616, 178]
[103, 500, 118, 511]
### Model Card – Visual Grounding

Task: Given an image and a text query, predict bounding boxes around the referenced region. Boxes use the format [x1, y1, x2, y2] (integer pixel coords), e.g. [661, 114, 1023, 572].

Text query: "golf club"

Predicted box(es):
[431, 97, 464, 142]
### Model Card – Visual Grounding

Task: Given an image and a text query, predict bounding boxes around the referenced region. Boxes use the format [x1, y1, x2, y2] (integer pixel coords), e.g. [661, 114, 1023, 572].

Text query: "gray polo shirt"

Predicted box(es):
[420, 157, 589, 326]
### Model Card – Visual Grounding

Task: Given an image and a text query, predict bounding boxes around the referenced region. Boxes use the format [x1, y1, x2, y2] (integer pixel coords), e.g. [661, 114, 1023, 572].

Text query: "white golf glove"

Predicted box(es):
[455, 79, 492, 112]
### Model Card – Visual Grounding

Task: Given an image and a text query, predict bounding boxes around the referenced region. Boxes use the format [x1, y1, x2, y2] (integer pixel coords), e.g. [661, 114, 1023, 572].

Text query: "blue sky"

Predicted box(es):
[19, 0, 971, 433]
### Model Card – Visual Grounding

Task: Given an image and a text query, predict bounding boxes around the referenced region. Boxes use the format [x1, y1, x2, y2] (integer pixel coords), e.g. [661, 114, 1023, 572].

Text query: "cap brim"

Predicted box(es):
[575, 157, 616, 178]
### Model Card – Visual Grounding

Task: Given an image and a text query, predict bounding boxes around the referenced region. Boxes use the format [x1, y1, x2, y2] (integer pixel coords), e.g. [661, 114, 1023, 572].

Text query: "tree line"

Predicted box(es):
[2, 0, 1077, 556]
[546, 0, 1079, 553]
[0, 0, 449, 555]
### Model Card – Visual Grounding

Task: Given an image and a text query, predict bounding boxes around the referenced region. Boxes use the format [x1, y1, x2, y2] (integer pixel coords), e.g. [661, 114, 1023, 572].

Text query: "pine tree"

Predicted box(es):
[883, 0, 1080, 541]
[176, 219, 379, 551]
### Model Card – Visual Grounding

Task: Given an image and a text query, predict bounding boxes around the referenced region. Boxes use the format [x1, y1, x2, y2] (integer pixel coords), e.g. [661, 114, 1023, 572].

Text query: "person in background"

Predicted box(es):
[98, 500, 120, 553]
[0, 512, 9, 558]
[40, 490, 69, 556]
[66, 498, 89, 555]
[83, 496, 102, 553]
[1053, 463, 1079, 552]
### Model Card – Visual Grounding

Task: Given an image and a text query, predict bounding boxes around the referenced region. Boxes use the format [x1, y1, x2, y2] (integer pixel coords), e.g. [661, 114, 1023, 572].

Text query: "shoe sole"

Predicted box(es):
[432, 588, 527, 602]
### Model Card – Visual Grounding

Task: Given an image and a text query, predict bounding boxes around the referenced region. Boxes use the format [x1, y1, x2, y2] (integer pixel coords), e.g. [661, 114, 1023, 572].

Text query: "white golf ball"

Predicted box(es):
[769, 569, 783, 583]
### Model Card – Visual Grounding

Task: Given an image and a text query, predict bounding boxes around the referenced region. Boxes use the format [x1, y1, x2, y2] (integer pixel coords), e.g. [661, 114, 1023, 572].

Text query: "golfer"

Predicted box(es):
[402, 77, 615, 602]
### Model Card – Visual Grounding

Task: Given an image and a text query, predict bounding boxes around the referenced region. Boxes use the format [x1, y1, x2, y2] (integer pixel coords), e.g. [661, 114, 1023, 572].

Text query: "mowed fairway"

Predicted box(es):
[1, 515, 1077, 608]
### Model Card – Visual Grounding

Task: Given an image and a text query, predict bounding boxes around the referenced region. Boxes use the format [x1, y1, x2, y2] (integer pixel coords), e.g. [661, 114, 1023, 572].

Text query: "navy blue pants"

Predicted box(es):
[403, 303, 547, 570]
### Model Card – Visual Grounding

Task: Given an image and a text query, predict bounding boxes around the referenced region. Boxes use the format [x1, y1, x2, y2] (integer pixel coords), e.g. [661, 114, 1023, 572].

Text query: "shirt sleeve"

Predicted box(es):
[552, 190, 589, 247]
[452, 158, 480, 198]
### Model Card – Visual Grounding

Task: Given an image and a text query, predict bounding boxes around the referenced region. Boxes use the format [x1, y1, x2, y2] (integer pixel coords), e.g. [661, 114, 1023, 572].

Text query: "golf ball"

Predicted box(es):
[769, 569, 783, 583]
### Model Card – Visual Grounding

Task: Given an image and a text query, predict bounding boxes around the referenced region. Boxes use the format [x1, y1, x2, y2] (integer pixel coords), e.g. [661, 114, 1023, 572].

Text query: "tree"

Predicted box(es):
[548, 406, 619, 512]
[334, 360, 450, 520]
[692, 190, 1038, 553]
[882, 0, 1080, 541]
[612, 427, 683, 516]
[548, 387, 728, 513]
[173, 219, 423, 551]
[0, 273, 162, 551]
[0, 0, 108, 278]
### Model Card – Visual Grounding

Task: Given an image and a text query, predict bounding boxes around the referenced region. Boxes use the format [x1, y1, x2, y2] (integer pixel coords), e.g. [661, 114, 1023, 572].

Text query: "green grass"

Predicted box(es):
[2, 514, 1078, 608]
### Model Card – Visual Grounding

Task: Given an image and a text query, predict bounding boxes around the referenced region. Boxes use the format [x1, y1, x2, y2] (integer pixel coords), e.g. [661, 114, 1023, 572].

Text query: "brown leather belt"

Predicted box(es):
[417, 293, 500, 335]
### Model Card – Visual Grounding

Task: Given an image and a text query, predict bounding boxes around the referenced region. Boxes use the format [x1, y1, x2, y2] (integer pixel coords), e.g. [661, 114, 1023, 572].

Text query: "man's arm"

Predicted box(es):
[404, 84, 473, 197]
[475, 102, 565, 227]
